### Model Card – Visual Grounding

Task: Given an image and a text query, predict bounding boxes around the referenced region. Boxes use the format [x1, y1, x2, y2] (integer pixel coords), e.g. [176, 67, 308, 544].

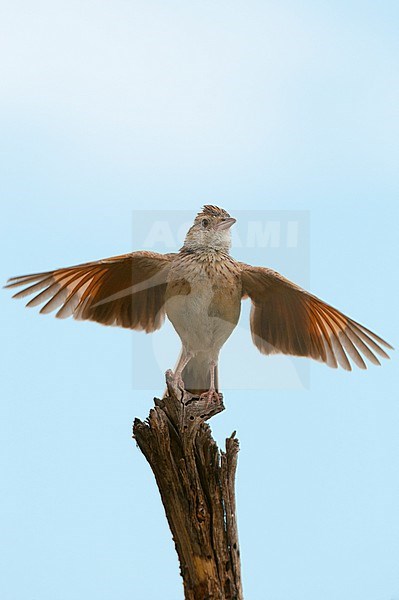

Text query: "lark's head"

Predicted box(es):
[183, 205, 236, 252]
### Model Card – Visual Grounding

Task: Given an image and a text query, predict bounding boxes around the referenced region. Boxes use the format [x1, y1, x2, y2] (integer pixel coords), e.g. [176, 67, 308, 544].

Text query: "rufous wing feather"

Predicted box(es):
[240, 263, 393, 370]
[5, 251, 176, 332]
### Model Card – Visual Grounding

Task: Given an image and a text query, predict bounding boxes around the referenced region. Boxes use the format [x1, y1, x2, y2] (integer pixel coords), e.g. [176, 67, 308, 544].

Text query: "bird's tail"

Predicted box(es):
[173, 349, 218, 395]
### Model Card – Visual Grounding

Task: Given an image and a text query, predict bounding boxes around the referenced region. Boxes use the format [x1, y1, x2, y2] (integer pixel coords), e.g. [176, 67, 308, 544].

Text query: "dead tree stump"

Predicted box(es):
[133, 369, 243, 600]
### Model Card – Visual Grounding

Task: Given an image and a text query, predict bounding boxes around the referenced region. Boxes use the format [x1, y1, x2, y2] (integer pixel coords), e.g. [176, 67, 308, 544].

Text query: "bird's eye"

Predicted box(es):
[201, 218, 209, 228]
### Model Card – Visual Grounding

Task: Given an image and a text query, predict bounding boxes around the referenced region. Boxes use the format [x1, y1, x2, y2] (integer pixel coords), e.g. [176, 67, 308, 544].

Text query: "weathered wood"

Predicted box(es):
[133, 370, 243, 600]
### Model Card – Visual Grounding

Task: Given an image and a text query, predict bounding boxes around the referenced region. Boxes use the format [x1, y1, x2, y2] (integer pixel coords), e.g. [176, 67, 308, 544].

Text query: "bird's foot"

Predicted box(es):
[176, 376, 185, 391]
[199, 388, 221, 408]
[166, 369, 185, 391]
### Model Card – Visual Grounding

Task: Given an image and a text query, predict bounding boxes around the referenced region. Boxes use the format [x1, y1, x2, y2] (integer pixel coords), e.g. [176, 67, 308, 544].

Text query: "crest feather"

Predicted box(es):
[199, 205, 230, 218]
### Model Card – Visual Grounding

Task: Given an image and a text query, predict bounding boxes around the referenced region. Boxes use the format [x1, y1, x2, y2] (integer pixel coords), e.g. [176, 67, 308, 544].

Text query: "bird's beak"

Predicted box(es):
[216, 217, 236, 231]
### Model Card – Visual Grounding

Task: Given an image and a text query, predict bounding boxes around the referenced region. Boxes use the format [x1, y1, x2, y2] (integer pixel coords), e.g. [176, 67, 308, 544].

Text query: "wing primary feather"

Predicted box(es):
[40, 270, 97, 315]
[11, 275, 55, 299]
[351, 320, 393, 350]
[4, 272, 53, 288]
[347, 321, 390, 360]
[308, 304, 341, 369]
[308, 308, 338, 368]
[318, 305, 367, 369]
[315, 307, 352, 370]
[344, 326, 381, 366]
[66, 268, 107, 320]
[26, 282, 62, 308]
[55, 267, 104, 319]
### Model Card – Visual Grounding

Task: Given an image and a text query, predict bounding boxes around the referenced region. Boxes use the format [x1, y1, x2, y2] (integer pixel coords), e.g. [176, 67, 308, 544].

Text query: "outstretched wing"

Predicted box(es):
[5, 251, 176, 332]
[240, 263, 393, 370]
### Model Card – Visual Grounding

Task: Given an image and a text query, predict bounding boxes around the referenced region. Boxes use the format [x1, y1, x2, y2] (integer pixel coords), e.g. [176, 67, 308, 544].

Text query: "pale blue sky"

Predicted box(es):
[1, 1, 398, 599]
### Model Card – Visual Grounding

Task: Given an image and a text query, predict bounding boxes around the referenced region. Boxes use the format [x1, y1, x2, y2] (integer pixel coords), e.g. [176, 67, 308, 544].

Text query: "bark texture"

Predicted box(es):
[133, 370, 243, 600]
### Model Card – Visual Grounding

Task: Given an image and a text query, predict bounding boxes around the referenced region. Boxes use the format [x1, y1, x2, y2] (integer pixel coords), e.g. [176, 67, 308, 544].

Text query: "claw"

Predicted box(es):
[170, 373, 185, 390]
[165, 369, 186, 398]
[199, 388, 221, 408]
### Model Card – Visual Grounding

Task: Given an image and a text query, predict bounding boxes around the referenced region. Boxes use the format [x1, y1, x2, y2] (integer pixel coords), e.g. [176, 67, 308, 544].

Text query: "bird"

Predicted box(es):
[5, 205, 393, 402]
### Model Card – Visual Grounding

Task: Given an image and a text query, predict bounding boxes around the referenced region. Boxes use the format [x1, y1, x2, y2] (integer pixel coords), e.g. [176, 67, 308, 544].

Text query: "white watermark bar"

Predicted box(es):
[131, 209, 310, 391]
[141, 215, 303, 250]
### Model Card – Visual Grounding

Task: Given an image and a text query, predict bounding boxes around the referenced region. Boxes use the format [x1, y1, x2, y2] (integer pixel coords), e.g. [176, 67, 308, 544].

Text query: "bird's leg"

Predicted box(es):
[199, 361, 220, 405]
[172, 350, 194, 390]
